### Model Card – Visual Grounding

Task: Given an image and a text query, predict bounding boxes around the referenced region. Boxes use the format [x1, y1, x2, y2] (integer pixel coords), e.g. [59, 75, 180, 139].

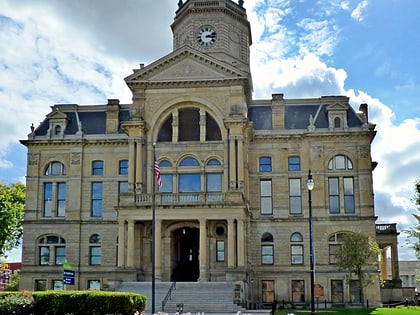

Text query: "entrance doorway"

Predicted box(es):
[171, 227, 199, 282]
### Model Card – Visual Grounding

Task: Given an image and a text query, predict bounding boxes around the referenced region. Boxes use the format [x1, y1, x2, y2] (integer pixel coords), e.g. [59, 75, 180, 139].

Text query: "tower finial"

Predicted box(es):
[178, 0, 183, 9]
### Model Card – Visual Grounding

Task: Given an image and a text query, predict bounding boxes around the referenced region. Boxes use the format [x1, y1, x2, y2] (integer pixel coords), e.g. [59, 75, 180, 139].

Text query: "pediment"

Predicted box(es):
[125, 46, 248, 85]
[326, 102, 349, 112]
[46, 109, 68, 120]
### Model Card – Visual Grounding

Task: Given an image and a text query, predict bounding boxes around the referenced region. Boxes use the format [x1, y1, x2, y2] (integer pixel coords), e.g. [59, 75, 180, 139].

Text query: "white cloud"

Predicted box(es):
[351, 0, 369, 21]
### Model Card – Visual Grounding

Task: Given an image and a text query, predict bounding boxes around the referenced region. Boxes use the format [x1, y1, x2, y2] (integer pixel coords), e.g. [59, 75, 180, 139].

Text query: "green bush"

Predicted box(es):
[0, 290, 146, 315]
[0, 291, 34, 315]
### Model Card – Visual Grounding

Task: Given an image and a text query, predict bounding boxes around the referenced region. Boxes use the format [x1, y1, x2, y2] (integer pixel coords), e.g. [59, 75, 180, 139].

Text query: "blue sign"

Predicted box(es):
[63, 270, 75, 285]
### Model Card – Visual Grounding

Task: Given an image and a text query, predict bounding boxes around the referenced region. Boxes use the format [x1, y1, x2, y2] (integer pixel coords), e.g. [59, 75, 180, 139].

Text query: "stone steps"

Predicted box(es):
[116, 282, 245, 313]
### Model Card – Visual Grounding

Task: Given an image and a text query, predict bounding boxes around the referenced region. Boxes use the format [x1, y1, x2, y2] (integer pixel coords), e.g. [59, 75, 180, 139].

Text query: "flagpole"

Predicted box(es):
[151, 142, 156, 315]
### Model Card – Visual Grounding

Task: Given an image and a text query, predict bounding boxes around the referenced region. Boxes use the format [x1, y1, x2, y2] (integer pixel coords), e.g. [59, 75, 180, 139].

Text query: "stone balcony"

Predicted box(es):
[119, 191, 245, 208]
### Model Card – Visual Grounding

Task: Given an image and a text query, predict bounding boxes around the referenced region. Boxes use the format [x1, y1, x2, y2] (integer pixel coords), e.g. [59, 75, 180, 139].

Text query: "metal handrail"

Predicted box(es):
[162, 281, 177, 311]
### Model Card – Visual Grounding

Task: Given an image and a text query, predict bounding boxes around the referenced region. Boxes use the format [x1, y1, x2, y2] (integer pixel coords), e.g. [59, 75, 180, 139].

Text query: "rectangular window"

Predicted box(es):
[349, 280, 361, 303]
[291, 245, 303, 265]
[344, 177, 355, 213]
[291, 280, 305, 302]
[259, 157, 272, 172]
[206, 173, 222, 192]
[329, 244, 341, 264]
[288, 156, 301, 171]
[331, 280, 344, 303]
[179, 174, 200, 192]
[262, 280, 275, 303]
[92, 161, 104, 175]
[260, 179, 273, 215]
[90, 247, 102, 265]
[160, 174, 173, 193]
[43, 183, 53, 217]
[119, 160, 128, 175]
[118, 181, 129, 194]
[328, 177, 340, 214]
[216, 240, 225, 262]
[289, 178, 302, 214]
[53, 280, 64, 291]
[91, 182, 103, 217]
[261, 245, 274, 265]
[55, 246, 65, 265]
[56, 182, 66, 217]
[88, 280, 101, 290]
[39, 246, 50, 265]
[35, 279, 47, 291]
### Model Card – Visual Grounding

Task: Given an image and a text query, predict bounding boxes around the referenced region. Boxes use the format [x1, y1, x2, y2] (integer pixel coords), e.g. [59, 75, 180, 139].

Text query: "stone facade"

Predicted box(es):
[19, 0, 383, 307]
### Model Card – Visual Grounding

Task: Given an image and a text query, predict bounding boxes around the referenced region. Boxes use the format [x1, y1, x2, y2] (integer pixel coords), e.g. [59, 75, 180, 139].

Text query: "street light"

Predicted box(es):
[307, 170, 315, 315]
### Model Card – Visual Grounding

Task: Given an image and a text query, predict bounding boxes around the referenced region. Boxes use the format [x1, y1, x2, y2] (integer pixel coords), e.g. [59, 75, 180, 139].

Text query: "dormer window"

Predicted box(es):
[54, 125, 62, 135]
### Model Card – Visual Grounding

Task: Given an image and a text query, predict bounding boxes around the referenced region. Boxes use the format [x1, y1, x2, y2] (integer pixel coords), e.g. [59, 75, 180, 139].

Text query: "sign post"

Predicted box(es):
[63, 261, 75, 287]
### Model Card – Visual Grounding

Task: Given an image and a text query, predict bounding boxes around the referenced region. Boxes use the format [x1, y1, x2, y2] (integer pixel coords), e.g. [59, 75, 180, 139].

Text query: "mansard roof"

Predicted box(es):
[32, 104, 130, 137]
[249, 96, 366, 131]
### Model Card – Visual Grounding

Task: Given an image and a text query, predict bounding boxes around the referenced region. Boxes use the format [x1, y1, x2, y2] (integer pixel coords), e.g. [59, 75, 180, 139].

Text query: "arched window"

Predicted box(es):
[89, 234, 102, 266]
[179, 157, 200, 193]
[92, 160, 104, 175]
[290, 232, 304, 265]
[43, 161, 67, 218]
[159, 160, 173, 193]
[328, 155, 353, 170]
[327, 155, 355, 214]
[157, 108, 222, 142]
[328, 232, 346, 264]
[261, 232, 274, 265]
[54, 125, 62, 135]
[45, 161, 66, 176]
[259, 157, 272, 172]
[38, 235, 66, 266]
[334, 117, 341, 128]
[206, 159, 222, 198]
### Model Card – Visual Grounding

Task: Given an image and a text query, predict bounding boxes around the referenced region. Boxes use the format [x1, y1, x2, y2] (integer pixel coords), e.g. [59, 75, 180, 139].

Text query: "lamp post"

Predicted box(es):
[307, 170, 315, 315]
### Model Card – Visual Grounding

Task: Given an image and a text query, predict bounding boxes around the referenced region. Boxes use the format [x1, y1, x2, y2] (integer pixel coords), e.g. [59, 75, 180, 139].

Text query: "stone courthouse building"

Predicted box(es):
[20, 0, 383, 308]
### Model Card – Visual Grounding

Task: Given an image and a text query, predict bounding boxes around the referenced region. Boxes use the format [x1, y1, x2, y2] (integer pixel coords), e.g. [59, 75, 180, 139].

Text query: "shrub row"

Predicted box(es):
[0, 290, 146, 315]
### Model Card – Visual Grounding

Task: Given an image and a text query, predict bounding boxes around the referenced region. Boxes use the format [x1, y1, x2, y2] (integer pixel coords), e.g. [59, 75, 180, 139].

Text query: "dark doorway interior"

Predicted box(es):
[171, 227, 199, 282]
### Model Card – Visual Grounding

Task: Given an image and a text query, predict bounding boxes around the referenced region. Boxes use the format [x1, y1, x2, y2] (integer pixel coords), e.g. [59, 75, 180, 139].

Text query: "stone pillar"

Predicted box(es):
[380, 249, 388, 280]
[117, 220, 126, 267]
[128, 140, 136, 192]
[200, 109, 206, 142]
[237, 136, 244, 189]
[135, 140, 143, 193]
[127, 220, 135, 267]
[237, 219, 245, 267]
[227, 219, 235, 268]
[229, 136, 237, 189]
[391, 243, 400, 282]
[199, 219, 208, 281]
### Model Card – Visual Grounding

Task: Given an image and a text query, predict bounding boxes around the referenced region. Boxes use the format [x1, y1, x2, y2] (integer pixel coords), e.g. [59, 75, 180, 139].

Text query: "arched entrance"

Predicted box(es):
[171, 227, 199, 282]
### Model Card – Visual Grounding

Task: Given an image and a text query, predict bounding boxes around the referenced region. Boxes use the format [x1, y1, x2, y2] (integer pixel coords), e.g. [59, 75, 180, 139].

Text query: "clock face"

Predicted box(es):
[197, 27, 217, 46]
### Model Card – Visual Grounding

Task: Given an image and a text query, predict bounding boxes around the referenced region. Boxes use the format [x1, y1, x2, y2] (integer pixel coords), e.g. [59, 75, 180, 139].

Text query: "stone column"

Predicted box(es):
[237, 136, 244, 189]
[391, 243, 400, 282]
[380, 249, 388, 280]
[135, 140, 143, 193]
[128, 140, 136, 192]
[200, 109, 206, 142]
[127, 220, 135, 267]
[117, 220, 126, 267]
[237, 219, 245, 267]
[229, 136, 237, 189]
[227, 219, 235, 268]
[199, 219, 208, 281]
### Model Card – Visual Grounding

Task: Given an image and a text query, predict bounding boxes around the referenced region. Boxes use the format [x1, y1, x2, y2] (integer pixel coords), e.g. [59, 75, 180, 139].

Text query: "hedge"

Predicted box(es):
[0, 290, 146, 315]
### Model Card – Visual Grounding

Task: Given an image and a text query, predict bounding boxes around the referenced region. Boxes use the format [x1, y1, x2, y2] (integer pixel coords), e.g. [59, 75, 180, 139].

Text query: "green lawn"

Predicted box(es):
[275, 306, 420, 315]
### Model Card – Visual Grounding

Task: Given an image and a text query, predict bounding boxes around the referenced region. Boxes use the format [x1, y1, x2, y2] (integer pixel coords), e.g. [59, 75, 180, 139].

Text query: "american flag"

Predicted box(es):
[154, 154, 163, 188]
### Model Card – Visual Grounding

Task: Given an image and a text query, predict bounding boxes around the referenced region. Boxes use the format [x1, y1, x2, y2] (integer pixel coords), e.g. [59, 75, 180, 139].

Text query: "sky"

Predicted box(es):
[1, 0, 419, 262]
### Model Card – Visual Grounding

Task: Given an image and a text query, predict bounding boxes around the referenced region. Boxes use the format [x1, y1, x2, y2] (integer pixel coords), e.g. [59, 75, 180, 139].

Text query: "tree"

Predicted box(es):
[406, 180, 420, 259]
[337, 232, 381, 307]
[0, 182, 25, 259]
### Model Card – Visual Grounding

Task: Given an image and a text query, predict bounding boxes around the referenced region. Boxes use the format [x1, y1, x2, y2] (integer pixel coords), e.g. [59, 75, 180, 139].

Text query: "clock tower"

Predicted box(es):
[171, 0, 252, 74]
